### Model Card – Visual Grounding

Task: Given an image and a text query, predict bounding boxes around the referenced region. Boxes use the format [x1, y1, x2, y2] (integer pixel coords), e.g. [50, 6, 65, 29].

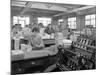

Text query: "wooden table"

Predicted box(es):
[11, 46, 58, 74]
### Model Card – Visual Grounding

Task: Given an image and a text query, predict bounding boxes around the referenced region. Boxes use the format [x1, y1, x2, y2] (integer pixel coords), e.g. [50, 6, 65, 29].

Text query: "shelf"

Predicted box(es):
[86, 45, 96, 49]
[75, 47, 93, 53]
[63, 48, 76, 55]
[76, 42, 96, 49]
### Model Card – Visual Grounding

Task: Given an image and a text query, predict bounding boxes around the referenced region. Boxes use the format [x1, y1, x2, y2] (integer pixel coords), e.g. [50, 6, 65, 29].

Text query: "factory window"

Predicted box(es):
[13, 16, 30, 27]
[68, 17, 76, 29]
[38, 17, 51, 27]
[85, 14, 96, 27]
[58, 19, 64, 25]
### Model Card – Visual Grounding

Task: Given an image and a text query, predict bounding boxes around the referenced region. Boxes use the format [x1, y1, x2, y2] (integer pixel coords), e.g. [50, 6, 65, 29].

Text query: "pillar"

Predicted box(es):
[30, 15, 38, 24]
[76, 15, 85, 31]
[51, 17, 58, 25]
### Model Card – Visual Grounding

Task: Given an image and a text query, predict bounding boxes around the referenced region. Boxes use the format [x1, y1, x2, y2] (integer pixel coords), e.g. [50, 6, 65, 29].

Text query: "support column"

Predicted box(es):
[30, 15, 38, 24]
[62, 16, 68, 29]
[51, 17, 59, 32]
[11, 15, 13, 28]
[76, 15, 85, 31]
[51, 17, 58, 25]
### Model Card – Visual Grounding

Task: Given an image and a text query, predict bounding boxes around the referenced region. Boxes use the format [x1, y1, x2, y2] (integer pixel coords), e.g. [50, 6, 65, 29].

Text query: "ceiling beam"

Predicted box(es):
[30, 3, 68, 12]
[53, 5, 96, 17]
[11, 1, 68, 12]
[20, 2, 32, 15]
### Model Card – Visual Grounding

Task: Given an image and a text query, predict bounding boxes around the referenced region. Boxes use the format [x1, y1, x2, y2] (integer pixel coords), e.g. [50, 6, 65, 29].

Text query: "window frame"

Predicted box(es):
[58, 19, 64, 25]
[68, 17, 76, 29]
[85, 14, 96, 27]
[13, 16, 30, 27]
[38, 17, 52, 27]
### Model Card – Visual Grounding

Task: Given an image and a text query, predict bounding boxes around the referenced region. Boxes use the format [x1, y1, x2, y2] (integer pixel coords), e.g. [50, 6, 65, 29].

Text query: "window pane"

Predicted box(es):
[43, 21, 47, 26]
[68, 17, 76, 21]
[25, 17, 30, 25]
[38, 17, 51, 27]
[85, 15, 91, 20]
[91, 19, 95, 25]
[47, 21, 51, 25]
[71, 18, 76, 21]
[91, 14, 95, 19]
[59, 19, 63, 22]
[69, 25, 71, 28]
[68, 18, 71, 21]
[13, 16, 18, 20]
[85, 20, 90, 25]
[71, 22, 75, 25]
[19, 21, 25, 27]
[18, 16, 25, 20]
[38, 20, 43, 23]
[13, 19, 18, 25]
[85, 14, 96, 27]
[68, 17, 76, 29]
[72, 23, 76, 29]
[68, 22, 70, 25]
[13, 16, 18, 25]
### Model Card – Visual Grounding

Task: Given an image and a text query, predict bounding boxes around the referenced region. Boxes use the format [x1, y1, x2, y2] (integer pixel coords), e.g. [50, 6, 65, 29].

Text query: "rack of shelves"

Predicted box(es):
[73, 35, 96, 54]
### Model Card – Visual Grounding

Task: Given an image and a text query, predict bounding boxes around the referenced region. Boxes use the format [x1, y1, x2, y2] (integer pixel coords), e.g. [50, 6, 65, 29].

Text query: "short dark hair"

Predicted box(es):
[32, 27, 39, 32]
[38, 23, 44, 28]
